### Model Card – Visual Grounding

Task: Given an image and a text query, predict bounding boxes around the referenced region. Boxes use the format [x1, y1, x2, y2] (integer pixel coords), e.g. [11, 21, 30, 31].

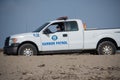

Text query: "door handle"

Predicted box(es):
[63, 34, 67, 37]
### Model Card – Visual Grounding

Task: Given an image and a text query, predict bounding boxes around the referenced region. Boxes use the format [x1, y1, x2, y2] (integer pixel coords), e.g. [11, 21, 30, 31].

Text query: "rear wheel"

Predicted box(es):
[97, 41, 116, 55]
[18, 43, 37, 56]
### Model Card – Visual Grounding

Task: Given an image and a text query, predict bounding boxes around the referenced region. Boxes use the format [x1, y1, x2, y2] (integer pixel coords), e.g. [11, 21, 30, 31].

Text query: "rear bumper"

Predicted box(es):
[4, 43, 19, 55]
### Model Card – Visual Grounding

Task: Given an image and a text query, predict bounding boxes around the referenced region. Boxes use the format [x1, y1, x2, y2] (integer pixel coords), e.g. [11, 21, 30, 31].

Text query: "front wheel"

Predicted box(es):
[18, 43, 37, 56]
[97, 41, 116, 55]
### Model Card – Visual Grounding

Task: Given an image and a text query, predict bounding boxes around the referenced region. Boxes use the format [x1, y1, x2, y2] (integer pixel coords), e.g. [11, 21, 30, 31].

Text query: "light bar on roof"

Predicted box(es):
[56, 16, 68, 20]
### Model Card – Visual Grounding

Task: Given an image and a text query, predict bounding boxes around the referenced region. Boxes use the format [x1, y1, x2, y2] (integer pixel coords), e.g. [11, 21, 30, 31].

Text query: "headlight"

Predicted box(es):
[9, 38, 17, 46]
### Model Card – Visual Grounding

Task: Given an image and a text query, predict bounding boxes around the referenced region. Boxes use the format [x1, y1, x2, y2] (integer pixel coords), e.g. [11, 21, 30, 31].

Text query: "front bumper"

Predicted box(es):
[4, 43, 19, 55]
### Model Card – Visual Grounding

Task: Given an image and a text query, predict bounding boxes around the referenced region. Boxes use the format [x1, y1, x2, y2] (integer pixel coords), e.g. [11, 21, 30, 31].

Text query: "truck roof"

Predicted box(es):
[49, 19, 81, 23]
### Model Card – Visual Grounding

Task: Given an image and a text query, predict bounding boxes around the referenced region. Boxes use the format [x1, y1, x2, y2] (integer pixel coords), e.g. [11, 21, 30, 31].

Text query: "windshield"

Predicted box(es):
[33, 22, 49, 32]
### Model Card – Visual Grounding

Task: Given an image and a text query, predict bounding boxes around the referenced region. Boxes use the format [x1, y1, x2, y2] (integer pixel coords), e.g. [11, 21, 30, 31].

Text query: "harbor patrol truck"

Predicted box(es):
[4, 17, 120, 56]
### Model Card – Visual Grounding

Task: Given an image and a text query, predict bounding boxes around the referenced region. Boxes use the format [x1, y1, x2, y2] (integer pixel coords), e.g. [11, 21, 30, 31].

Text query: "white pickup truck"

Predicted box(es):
[4, 17, 120, 56]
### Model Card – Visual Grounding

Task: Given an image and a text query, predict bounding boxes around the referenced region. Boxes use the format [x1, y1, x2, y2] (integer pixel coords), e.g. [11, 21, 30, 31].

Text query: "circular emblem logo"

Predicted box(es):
[51, 35, 58, 41]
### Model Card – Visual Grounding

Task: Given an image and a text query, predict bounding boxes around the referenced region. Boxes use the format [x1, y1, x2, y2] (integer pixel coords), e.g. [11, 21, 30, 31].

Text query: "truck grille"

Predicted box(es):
[4, 36, 10, 47]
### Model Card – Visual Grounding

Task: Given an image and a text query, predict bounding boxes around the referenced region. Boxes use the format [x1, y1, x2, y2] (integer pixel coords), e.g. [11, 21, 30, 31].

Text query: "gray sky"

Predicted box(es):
[0, 0, 120, 48]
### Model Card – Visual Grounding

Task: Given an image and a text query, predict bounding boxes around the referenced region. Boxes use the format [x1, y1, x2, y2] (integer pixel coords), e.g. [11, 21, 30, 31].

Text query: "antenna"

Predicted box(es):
[26, 23, 27, 32]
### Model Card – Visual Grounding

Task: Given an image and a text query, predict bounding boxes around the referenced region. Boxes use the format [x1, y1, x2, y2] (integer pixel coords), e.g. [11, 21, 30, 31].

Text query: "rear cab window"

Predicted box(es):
[65, 21, 78, 31]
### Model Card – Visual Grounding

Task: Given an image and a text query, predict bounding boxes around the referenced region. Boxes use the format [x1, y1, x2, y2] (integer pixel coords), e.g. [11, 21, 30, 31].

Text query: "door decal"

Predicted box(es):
[51, 35, 58, 41]
[42, 35, 67, 46]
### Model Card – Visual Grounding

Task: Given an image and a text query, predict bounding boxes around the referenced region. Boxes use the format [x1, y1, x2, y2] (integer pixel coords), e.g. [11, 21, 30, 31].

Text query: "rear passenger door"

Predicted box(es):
[65, 21, 84, 50]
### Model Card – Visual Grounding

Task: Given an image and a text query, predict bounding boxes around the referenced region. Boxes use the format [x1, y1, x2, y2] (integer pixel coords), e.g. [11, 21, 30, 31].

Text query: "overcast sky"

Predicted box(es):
[0, 0, 120, 48]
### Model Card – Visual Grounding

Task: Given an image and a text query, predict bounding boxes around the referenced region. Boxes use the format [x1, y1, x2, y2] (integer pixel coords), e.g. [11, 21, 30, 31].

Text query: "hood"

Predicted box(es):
[10, 32, 39, 38]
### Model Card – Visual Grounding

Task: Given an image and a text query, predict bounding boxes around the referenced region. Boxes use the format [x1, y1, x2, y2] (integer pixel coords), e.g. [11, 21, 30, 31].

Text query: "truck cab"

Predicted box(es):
[39, 19, 84, 51]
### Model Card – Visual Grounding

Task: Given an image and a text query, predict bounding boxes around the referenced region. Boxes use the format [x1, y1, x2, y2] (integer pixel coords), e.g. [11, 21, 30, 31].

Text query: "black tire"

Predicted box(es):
[97, 41, 116, 55]
[18, 43, 37, 56]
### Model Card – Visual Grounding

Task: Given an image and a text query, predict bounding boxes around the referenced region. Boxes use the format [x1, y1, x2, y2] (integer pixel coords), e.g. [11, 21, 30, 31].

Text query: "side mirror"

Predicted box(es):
[43, 30, 48, 34]
[43, 29, 51, 34]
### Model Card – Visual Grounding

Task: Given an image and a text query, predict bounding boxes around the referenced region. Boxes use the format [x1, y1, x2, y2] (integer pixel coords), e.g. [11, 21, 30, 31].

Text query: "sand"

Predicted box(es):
[0, 51, 120, 80]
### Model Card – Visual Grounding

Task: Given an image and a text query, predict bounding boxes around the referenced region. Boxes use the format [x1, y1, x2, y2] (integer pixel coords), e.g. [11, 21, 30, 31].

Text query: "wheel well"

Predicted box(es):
[97, 38, 118, 49]
[17, 41, 39, 54]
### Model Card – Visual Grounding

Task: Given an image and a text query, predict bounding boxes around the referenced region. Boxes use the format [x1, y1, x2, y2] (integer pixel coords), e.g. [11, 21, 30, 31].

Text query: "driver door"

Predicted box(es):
[40, 22, 69, 51]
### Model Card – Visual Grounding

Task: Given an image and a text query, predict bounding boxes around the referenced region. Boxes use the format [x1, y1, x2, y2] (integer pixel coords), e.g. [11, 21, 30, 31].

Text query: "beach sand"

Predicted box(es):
[0, 51, 120, 80]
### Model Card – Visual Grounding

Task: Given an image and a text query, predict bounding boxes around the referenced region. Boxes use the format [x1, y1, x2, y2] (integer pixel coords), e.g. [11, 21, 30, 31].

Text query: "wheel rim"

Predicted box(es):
[102, 45, 112, 55]
[23, 48, 33, 56]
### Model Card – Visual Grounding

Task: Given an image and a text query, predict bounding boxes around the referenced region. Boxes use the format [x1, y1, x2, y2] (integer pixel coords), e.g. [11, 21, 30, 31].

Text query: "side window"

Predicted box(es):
[47, 22, 65, 33]
[65, 21, 78, 31]
[48, 24, 58, 33]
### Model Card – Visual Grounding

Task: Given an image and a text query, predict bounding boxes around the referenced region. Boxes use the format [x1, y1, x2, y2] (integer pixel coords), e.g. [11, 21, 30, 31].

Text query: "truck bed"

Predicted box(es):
[83, 28, 120, 49]
[86, 27, 120, 30]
